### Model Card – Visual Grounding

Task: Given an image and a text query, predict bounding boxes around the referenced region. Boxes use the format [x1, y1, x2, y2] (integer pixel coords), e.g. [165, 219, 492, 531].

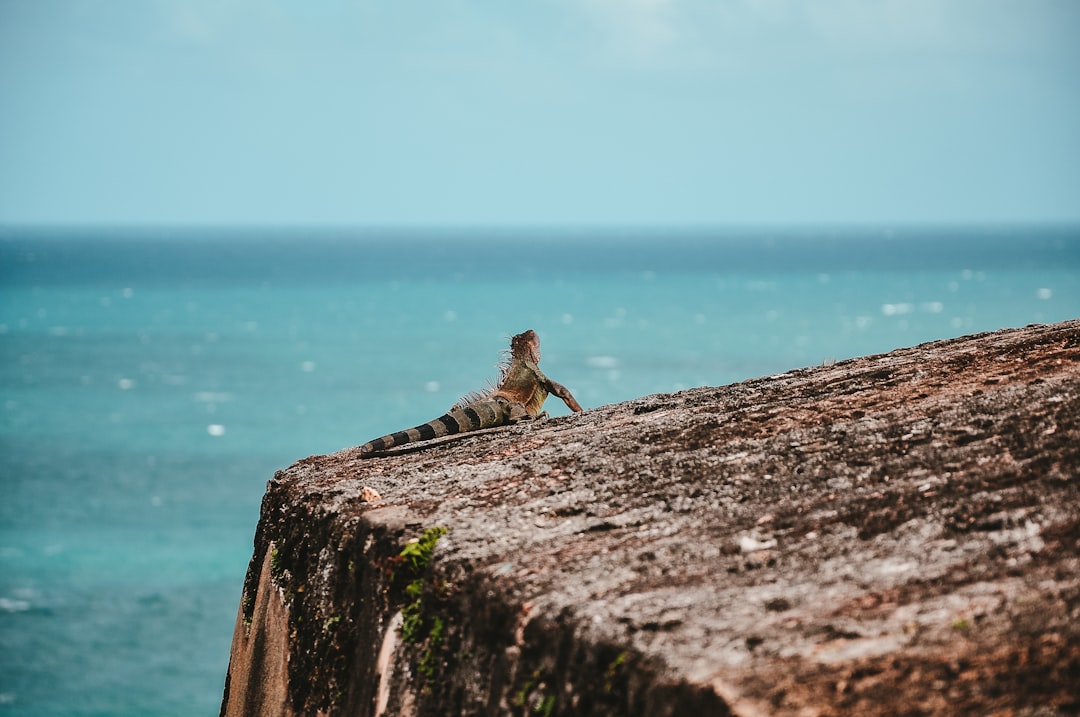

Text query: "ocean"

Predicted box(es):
[1, 225, 1077, 716]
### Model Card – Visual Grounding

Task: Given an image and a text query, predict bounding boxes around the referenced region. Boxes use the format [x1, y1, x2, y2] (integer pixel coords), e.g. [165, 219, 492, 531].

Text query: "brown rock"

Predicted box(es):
[221, 319, 1080, 716]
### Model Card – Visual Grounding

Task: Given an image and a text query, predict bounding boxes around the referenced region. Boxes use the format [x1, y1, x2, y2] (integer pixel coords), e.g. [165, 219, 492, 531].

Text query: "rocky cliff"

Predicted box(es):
[221, 320, 1079, 716]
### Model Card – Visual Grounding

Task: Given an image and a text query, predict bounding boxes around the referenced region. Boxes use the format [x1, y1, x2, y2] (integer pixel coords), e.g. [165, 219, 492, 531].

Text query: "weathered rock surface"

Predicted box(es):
[221, 320, 1080, 717]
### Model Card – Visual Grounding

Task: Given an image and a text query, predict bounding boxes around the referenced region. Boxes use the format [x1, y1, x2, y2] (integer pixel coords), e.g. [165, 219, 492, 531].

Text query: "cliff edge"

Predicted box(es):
[221, 320, 1080, 716]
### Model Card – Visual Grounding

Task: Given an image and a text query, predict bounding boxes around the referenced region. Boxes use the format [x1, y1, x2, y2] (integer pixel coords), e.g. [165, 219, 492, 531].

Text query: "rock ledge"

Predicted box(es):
[222, 320, 1080, 716]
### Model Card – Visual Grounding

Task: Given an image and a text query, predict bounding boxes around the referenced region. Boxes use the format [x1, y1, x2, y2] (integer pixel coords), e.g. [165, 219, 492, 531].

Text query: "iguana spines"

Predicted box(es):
[450, 329, 542, 409]
[493, 328, 583, 416]
[359, 329, 581, 457]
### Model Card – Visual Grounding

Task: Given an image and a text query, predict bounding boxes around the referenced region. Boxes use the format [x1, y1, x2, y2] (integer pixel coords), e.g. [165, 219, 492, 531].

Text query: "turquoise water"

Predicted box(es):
[1, 226, 1078, 715]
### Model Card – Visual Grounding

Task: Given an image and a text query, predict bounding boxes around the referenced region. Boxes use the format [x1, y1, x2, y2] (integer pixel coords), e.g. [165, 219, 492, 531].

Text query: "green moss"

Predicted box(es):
[400, 581, 426, 643]
[428, 615, 445, 645]
[399, 526, 449, 574]
[514, 678, 536, 708]
[604, 650, 629, 693]
[514, 670, 544, 709]
[514, 674, 555, 716]
[395, 527, 451, 683]
[418, 616, 445, 680]
[270, 547, 283, 577]
[537, 694, 556, 717]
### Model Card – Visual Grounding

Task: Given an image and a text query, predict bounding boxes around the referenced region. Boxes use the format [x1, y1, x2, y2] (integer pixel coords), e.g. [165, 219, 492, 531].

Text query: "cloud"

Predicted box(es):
[568, 0, 1078, 72]
[567, 0, 810, 71]
[578, 0, 685, 67]
[155, 0, 238, 45]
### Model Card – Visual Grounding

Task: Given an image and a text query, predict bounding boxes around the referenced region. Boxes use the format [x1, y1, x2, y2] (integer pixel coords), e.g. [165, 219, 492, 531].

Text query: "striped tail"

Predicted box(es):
[359, 398, 512, 456]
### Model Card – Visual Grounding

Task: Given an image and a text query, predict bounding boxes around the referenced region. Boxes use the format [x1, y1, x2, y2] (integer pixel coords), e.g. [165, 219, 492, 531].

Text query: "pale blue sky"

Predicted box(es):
[1, 1, 1078, 226]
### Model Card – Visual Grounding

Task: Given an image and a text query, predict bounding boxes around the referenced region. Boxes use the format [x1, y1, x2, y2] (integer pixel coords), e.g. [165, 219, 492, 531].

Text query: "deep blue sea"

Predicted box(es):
[1, 226, 1077, 715]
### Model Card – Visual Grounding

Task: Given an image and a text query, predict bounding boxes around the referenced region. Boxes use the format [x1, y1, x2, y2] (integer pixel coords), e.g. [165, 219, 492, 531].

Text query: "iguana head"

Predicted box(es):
[510, 329, 541, 363]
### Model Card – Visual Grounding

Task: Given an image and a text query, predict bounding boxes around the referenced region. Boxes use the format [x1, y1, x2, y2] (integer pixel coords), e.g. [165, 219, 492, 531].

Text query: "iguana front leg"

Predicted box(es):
[528, 362, 584, 413]
[544, 376, 583, 412]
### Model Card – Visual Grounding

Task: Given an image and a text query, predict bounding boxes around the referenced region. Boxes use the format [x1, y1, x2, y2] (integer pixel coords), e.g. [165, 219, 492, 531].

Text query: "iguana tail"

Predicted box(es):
[359, 397, 516, 456]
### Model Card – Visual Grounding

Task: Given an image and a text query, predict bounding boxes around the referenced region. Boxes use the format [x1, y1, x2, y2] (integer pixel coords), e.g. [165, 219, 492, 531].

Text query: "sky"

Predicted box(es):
[1, 0, 1078, 227]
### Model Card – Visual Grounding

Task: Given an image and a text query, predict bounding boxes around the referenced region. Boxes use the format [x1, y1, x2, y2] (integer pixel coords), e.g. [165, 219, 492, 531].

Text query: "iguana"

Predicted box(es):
[359, 329, 583, 457]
